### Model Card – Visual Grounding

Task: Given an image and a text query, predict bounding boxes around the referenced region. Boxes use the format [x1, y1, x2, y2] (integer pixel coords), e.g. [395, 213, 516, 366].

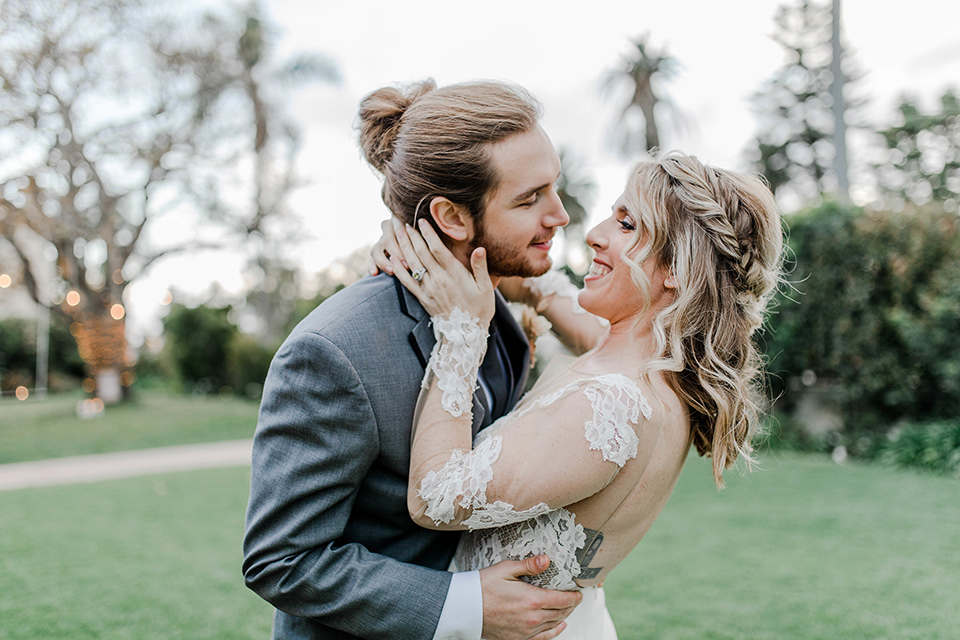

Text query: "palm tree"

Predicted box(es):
[235, 5, 341, 345]
[603, 35, 681, 156]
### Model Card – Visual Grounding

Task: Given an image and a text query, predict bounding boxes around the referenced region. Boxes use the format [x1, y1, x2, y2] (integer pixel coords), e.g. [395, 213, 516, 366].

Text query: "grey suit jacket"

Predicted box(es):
[243, 274, 530, 640]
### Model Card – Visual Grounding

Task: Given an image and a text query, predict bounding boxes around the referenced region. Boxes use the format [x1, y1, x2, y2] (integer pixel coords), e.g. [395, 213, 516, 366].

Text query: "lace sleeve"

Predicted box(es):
[423, 308, 488, 418]
[410, 373, 655, 530]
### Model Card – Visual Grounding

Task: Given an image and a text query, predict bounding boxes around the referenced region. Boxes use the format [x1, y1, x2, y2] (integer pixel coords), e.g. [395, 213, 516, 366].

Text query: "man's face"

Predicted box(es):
[472, 125, 569, 278]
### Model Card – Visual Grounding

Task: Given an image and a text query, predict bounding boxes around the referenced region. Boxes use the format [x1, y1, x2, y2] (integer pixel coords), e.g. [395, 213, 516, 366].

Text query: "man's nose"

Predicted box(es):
[545, 190, 570, 228]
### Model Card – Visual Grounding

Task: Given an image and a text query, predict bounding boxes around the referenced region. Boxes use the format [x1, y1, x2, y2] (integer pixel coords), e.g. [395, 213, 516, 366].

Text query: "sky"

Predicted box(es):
[125, 0, 960, 340]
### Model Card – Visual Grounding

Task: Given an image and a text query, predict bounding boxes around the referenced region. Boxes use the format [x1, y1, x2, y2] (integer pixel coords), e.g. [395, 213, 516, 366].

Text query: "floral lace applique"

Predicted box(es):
[419, 434, 552, 529]
[456, 508, 587, 590]
[425, 308, 488, 418]
[419, 435, 502, 525]
[507, 374, 652, 467]
[462, 500, 552, 530]
[582, 374, 653, 467]
[424, 370, 654, 591]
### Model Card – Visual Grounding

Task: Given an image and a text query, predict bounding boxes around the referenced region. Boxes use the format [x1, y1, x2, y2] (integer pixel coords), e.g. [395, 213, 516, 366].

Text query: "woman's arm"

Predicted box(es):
[499, 274, 607, 356]
[407, 369, 640, 531]
[392, 222, 654, 531]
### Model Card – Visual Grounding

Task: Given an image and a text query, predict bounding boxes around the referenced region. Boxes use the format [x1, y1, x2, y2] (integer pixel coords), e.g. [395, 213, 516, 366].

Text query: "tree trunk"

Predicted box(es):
[830, 0, 850, 204]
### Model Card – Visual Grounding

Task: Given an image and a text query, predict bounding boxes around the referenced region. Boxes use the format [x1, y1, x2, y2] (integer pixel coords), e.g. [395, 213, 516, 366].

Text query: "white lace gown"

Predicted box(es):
[425, 361, 652, 640]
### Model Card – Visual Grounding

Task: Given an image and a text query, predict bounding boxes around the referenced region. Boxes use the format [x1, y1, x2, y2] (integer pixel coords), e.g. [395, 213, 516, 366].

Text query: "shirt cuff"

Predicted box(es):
[432, 570, 483, 640]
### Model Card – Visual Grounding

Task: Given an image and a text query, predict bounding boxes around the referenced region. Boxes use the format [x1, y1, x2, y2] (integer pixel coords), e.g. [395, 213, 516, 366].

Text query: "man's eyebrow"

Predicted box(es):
[509, 180, 554, 205]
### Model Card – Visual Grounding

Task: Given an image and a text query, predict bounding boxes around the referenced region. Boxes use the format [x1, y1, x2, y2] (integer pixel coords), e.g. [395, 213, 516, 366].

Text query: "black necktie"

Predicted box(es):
[479, 323, 513, 421]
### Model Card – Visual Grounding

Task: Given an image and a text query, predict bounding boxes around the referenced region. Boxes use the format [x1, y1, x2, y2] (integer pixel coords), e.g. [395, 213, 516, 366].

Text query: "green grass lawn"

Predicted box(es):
[606, 452, 960, 639]
[0, 390, 260, 464]
[0, 466, 272, 639]
[1, 452, 957, 639]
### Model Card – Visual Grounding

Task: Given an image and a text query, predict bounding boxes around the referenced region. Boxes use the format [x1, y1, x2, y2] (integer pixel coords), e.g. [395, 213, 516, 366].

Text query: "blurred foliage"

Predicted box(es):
[764, 201, 960, 450]
[875, 89, 960, 209]
[226, 333, 275, 400]
[159, 300, 285, 399]
[0, 315, 84, 391]
[162, 303, 237, 394]
[878, 419, 960, 477]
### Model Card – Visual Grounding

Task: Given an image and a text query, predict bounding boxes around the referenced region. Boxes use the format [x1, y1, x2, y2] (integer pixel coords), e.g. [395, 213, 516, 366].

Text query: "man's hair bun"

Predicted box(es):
[357, 79, 437, 173]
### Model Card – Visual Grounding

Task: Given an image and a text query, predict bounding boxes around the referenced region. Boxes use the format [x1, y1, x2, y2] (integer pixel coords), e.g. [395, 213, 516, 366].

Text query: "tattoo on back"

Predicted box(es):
[576, 527, 604, 580]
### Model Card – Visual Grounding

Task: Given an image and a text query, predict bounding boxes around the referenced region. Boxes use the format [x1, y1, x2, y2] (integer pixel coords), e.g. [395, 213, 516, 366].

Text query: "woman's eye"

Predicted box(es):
[618, 218, 636, 231]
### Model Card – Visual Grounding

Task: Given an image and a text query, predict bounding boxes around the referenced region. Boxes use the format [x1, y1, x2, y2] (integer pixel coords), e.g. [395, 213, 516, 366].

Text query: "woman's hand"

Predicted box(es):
[393, 219, 495, 325]
[368, 218, 406, 276]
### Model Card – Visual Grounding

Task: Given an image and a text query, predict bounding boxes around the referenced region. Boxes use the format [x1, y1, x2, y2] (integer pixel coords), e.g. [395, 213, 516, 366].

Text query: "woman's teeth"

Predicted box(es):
[588, 263, 611, 278]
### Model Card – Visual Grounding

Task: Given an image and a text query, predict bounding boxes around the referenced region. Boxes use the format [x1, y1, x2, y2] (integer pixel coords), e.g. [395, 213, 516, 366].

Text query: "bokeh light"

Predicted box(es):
[110, 304, 125, 320]
[65, 290, 81, 306]
[0, 273, 11, 288]
[15, 386, 29, 401]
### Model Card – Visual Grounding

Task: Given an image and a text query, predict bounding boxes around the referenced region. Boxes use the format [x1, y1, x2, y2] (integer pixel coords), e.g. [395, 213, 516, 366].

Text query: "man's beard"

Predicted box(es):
[471, 220, 552, 278]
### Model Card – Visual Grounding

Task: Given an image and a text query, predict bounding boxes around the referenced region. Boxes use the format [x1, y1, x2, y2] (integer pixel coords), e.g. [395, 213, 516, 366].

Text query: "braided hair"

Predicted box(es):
[622, 152, 784, 488]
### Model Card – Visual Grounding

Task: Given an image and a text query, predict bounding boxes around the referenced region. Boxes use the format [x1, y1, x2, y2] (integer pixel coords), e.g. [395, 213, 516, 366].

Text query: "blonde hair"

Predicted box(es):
[357, 79, 542, 225]
[623, 153, 784, 488]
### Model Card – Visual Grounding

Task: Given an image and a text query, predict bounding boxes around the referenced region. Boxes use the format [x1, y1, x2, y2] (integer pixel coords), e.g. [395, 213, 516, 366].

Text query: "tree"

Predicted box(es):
[162, 302, 237, 392]
[875, 89, 960, 210]
[232, 6, 340, 346]
[0, 0, 338, 401]
[749, 0, 862, 206]
[602, 35, 681, 156]
[234, 10, 340, 241]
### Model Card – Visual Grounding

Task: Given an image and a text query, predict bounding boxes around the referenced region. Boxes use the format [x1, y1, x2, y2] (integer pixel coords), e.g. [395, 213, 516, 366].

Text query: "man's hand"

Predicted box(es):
[479, 555, 582, 640]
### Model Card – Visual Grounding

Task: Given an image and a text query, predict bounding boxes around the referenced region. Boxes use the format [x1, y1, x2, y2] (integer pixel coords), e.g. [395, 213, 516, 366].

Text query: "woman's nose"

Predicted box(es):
[585, 221, 606, 249]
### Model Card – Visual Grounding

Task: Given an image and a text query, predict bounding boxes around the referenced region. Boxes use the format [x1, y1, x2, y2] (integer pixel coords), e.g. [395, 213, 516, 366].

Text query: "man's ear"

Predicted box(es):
[428, 196, 474, 242]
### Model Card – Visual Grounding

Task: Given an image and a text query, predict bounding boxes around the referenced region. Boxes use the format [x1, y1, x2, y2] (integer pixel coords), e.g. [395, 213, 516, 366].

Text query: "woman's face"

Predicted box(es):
[579, 191, 674, 325]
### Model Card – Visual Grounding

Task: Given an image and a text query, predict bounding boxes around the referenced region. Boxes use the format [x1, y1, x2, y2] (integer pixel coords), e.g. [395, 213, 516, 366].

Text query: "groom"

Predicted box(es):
[243, 79, 579, 640]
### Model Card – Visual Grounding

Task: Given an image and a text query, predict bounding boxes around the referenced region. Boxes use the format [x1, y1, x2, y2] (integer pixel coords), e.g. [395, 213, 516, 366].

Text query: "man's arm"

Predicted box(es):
[242, 330, 450, 640]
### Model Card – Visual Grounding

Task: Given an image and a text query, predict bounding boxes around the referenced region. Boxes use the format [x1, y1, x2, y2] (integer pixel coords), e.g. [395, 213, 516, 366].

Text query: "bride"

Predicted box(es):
[381, 153, 783, 638]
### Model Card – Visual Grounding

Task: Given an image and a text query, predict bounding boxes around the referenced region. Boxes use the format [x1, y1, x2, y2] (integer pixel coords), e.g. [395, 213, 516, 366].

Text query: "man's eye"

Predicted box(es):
[521, 194, 539, 207]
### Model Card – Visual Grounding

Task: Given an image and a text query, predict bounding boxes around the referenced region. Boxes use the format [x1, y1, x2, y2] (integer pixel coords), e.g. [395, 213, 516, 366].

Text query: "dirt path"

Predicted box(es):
[0, 439, 253, 492]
